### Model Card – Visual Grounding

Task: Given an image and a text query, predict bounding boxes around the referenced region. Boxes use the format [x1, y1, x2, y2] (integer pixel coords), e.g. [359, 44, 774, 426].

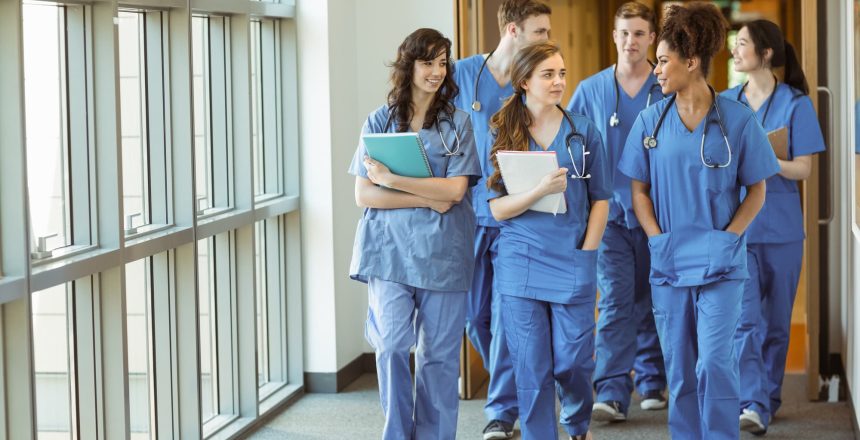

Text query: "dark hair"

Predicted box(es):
[486, 42, 562, 194]
[659, 1, 728, 77]
[616, 1, 658, 34]
[387, 28, 458, 132]
[743, 19, 809, 95]
[497, 0, 552, 34]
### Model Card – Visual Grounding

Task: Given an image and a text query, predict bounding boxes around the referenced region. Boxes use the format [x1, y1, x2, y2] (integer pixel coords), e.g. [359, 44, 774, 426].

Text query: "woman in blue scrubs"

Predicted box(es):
[348, 28, 481, 440]
[723, 19, 826, 435]
[486, 41, 611, 440]
[618, 3, 780, 439]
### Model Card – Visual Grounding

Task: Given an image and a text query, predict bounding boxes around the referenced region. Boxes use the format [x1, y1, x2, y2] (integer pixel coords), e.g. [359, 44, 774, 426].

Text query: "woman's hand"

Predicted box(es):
[535, 168, 568, 197]
[426, 199, 455, 214]
[364, 156, 395, 187]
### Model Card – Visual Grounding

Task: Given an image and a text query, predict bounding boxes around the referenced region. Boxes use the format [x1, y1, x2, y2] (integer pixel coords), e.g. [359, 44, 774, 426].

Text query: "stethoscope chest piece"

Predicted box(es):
[471, 101, 482, 112]
[609, 113, 620, 127]
[643, 136, 657, 149]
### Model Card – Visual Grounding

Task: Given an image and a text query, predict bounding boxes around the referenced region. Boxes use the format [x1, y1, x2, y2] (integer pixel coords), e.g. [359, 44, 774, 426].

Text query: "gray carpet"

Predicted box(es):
[246, 373, 855, 439]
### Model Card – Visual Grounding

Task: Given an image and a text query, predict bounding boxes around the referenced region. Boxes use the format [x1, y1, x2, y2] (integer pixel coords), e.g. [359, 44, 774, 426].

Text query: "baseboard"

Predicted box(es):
[304, 352, 413, 393]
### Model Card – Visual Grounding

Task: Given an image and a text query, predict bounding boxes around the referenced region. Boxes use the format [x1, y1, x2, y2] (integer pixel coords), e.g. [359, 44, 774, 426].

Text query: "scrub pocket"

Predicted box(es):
[350, 218, 387, 280]
[706, 230, 744, 278]
[647, 232, 674, 284]
[494, 240, 529, 295]
[571, 248, 598, 300]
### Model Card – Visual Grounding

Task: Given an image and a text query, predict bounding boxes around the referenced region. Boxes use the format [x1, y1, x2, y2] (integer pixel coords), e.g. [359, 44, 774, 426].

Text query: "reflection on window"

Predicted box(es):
[32, 284, 72, 440]
[197, 238, 218, 422]
[192, 15, 233, 215]
[126, 259, 154, 439]
[119, 11, 150, 234]
[255, 221, 269, 387]
[24, 3, 71, 255]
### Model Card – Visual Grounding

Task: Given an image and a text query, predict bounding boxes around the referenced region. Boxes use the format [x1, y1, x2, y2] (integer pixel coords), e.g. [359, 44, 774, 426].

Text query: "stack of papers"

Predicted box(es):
[496, 150, 567, 215]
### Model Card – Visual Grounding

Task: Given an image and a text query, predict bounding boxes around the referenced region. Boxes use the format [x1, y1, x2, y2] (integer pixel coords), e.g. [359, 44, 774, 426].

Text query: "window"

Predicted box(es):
[251, 20, 284, 198]
[126, 259, 154, 439]
[24, 2, 94, 259]
[32, 284, 73, 440]
[197, 237, 218, 423]
[254, 221, 270, 387]
[192, 15, 234, 216]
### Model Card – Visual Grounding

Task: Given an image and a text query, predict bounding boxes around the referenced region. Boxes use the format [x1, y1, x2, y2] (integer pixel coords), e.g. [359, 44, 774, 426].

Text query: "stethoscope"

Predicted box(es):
[609, 62, 662, 127]
[642, 86, 732, 168]
[471, 50, 495, 112]
[556, 105, 591, 179]
[736, 76, 777, 126]
[382, 108, 463, 156]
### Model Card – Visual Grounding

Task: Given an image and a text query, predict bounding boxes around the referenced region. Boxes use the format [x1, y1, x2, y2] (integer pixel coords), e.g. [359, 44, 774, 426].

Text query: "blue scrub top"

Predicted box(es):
[618, 95, 780, 287]
[348, 105, 482, 292]
[453, 54, 515, 228]
[722, 83, 825, 244]
[567, 66, 665, 230]
[487, 110, 612, 304]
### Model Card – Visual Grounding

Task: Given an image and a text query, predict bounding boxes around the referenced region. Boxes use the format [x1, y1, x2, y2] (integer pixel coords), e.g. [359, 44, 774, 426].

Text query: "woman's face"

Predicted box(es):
[731, 26, 765, 73]
[654, 40, 691, 95]
[522, 52, 566, 107]
[412, 50, 447, 97]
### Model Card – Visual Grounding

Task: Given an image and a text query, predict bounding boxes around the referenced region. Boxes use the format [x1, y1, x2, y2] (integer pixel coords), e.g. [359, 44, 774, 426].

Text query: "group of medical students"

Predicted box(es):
[347, 0, 826, 439]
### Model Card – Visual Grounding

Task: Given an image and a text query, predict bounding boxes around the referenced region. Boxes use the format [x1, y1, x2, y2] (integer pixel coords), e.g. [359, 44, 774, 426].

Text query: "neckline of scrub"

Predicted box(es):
[614, 68, 656, 102]
[528, 116, 566, 151]
[670, 98, 711, 136]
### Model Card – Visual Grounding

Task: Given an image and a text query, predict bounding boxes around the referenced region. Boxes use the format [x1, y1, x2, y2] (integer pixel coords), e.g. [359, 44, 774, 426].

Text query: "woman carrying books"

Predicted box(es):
[347, 28, 481, 440]
[485, 41, 611, 440]
[722, 19, 826, 435]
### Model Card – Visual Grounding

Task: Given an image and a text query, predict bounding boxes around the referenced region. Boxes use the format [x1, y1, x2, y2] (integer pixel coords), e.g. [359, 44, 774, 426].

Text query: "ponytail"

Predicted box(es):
[486, 92, 533, 194]
[782, 41, 809, 95]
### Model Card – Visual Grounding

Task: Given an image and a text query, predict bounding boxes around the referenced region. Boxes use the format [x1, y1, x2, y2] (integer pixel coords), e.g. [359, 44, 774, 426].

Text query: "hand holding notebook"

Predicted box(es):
[362, 132, 434, 178]
[496, 151, 567, 215]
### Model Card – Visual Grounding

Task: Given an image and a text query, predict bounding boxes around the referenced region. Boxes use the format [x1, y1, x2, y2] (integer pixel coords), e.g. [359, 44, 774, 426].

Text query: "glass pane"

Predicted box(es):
[251, 21, 264, 196]
[192, 16, 212, 213]
[197, 238, 218, 422]
[119, 11, 151, 233]
[855, 0, 860, 225]
[254, 221, 269, 387]
[23, 3, 70, 254]
[32, 284, 71, 440]
[126, 259, 153, 439]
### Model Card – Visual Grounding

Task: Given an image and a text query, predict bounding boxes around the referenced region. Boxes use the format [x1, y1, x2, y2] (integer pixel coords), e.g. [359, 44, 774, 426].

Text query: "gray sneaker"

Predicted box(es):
[482, 419, 514, 440]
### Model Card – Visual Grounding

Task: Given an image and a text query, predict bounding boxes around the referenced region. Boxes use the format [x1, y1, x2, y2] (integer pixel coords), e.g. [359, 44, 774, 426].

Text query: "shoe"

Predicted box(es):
[570, 432, 593, 440]
[739, 408, 767, 436]
[482, 419, 514, 440]
[592, 401, 626, 422]
[640, 390, 668, 411]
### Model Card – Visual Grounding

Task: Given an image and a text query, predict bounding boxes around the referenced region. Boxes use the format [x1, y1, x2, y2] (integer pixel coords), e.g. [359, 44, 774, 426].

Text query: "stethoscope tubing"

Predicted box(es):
[382, 107, 463, 157]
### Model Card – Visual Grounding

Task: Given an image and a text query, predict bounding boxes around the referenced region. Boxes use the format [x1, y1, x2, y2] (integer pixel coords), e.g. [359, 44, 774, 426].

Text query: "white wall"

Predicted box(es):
[298, 1, 455, 374]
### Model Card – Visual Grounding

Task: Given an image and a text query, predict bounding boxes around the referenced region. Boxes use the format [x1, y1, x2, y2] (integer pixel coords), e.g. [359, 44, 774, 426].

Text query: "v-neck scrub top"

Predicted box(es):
[618, 95, 780, 287]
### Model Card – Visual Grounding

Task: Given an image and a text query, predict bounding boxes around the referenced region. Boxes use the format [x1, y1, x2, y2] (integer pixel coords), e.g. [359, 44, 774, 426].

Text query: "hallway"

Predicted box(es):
[247, 373, 855, 439]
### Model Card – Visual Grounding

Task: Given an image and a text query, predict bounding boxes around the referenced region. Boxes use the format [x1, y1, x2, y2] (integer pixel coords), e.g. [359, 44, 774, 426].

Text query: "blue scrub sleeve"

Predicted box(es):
[348, 117, 374, 178]
[788, 96, 826, 157]
[584, 120, 612, 201]
[445, 115, 482, 186]
[566, 84, 588, 116]
[737, 115, 781, 186]
[617, 114, 650, 183]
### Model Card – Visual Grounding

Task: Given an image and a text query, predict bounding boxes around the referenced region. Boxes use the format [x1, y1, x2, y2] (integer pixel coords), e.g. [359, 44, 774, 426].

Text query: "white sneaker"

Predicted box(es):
[639, 390, 668, 410]
[592, 401, 626, 422]
[739, 408, 767, 436]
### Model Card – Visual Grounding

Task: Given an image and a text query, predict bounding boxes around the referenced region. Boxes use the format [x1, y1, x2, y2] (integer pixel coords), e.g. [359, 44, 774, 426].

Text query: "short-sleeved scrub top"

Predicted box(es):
[487, 110, 612, 304]
[348, 105, 483, 292]
[567, 66, 665, 229]
[618, 95, 781, 287]
[453, 54, 515, 228]
[722, 83, 826, 244]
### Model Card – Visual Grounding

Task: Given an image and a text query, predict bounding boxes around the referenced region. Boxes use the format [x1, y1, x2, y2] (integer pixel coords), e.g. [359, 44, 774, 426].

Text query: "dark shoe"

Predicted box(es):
[640, 389, 668, 410]
[592, 400, 626, 422]
[482, 419, 514, 440]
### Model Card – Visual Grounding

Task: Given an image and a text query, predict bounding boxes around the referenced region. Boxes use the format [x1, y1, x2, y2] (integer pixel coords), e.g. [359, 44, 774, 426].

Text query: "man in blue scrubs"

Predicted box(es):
[452, 1, 551, 438]
[566, 2, 667, 422]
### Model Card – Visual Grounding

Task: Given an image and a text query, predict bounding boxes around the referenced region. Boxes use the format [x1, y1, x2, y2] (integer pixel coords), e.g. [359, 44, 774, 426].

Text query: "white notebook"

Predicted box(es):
[496, 150, 567, 215]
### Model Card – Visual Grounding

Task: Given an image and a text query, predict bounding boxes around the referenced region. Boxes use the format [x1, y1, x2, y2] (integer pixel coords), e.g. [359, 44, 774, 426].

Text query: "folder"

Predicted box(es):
[362, 132, 434, 178]
[767, 126, 789, 160]
[496, 150, 567, 215]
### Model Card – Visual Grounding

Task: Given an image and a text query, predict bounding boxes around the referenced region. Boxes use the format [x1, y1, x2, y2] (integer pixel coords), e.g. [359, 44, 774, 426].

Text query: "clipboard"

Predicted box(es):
[767, 126, 789, 160]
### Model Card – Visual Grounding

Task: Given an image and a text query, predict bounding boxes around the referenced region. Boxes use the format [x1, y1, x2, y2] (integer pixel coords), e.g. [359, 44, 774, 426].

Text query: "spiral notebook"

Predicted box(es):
[496, 150, 567, 215]
[362, 133, 434, 178]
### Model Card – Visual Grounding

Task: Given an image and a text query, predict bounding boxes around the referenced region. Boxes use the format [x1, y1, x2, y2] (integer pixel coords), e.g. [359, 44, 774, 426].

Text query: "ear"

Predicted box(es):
[506, 22, 518, 38]
[612, 29, 618, 40]
[762, 48, 774, 66]
[648, 32, 656, 46]
[687, 56, 700, 73]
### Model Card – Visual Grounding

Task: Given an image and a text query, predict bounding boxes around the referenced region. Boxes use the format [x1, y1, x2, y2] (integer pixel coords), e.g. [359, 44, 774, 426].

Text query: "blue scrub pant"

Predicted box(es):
[366, 278, 466, 440]
[466, 226, 518, 423]
[652, 280, 743, 440]
[738, 241, 803, 421]
[502, 294, 595, 439]
[595, 223, 666, 412]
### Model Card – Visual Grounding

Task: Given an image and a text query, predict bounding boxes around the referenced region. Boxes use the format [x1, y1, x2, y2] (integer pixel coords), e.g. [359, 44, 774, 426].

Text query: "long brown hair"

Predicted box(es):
[486, 41, 562, 194]
[386, 28, 458, 132]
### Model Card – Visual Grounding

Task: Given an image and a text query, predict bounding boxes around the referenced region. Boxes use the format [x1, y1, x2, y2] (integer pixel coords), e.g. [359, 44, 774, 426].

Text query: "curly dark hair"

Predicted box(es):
[386, 28, 458, 132]
[659, 1, 728, 77]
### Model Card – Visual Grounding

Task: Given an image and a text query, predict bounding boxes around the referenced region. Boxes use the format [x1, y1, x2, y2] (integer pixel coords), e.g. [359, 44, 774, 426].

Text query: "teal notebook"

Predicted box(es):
[362, 132, 434, 178]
